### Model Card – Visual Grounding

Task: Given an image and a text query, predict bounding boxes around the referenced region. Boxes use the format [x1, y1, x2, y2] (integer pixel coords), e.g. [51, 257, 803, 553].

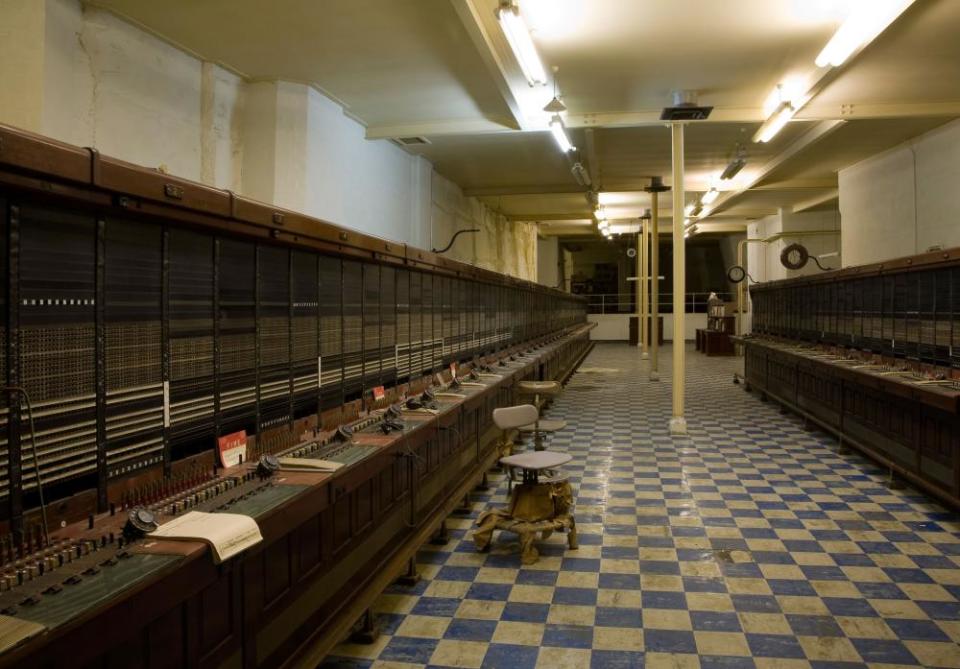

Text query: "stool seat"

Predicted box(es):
[500, 451, 571, 471]
[518, 381, 561, 396]
[518, 419, 567, 433]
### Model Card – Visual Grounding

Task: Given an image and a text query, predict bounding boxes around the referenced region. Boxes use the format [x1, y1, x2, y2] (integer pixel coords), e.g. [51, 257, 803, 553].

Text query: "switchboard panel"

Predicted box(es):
[218, 238, 256, 436]
[18, 206, 97, 499]
[104, 219, 163, 478]
[319, 257, 343, 410]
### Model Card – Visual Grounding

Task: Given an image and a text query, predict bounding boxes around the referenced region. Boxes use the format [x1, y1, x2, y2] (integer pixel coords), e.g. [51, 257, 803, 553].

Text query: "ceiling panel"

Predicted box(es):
[92, 0, 515, 128]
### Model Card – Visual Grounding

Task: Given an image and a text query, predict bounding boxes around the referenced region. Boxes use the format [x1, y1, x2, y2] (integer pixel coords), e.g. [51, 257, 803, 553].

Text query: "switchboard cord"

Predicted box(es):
[4, 385, 49, 546]
[810, 256, 833, 272]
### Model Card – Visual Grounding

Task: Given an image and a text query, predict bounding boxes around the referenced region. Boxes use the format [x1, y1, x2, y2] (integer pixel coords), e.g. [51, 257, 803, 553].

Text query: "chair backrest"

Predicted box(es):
[492, 404, 539, 430]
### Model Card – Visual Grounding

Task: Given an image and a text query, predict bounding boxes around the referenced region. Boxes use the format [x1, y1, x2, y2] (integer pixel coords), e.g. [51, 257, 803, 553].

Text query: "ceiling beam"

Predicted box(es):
[365, 100, 960, 140]
[506, 212, 594, 222]
[701, 120, 847, 218]
[751, 179, 837, 191]
[792, 189, 840, 213]
[365, 118, 516, 140]
[465, 184, 586, 197]
[798, 101, 960, 121]
[450, 0, 530, 131]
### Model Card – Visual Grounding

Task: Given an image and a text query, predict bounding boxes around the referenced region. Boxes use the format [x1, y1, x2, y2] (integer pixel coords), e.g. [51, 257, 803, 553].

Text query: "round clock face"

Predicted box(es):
[727, 265, 747, 283]
[626, 248, 637, 258]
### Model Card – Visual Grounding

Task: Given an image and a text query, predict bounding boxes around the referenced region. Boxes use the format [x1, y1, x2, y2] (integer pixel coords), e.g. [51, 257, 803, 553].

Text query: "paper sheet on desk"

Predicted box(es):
[151, 511, 262, 564]
[435, 392, 467, 399]
[276, 457, 343, 472]
[402, 407, 439, 415]
[0, 615, 45, 654]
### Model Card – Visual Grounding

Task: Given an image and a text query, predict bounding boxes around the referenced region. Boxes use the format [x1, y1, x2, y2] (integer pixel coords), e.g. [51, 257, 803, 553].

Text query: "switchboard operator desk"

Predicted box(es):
[0, 122, 593, 668]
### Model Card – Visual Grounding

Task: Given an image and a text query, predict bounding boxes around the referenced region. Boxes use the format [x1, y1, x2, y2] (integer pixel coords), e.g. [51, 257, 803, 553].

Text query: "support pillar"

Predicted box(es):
[645, 182, 669, 382]
[650, 196, 659, 380]
[638, 217, 647, 358]
[669, 122, 687, 436]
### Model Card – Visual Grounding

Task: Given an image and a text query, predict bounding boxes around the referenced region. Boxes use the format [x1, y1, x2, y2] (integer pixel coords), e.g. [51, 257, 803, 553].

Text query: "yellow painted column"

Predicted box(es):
[639, 217, 648, 357]
[650, 194, 660, 381]
[670, 122, 687, 435]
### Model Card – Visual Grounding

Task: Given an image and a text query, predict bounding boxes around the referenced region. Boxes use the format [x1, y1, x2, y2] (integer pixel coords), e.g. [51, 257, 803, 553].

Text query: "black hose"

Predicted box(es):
[811, 256, 833, 271]
[432, 228, 480, 254]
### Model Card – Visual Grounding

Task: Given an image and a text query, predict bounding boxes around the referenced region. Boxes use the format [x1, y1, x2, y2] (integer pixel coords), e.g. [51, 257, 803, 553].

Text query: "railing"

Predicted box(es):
[585, 292, 732, 315]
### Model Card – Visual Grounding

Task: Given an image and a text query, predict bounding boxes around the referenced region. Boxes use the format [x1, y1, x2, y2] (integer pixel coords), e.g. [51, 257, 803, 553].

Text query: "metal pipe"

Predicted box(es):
[669, 122, 686, 436]
[640, 217, 649, 358]
[650, 196, 660, 379]
[736, 238, 765, 337]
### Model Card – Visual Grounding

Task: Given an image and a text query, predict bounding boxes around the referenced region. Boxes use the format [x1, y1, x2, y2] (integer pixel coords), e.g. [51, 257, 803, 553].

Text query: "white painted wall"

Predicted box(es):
[537, 236, 560, 287]
[587, 313, 706, 342]
[431, 171, 537, 280]
[305, 86, 431, 244]
[0, 0, 45, 132]
[839, 118, 960, 266]
[0, 0, 536, 279]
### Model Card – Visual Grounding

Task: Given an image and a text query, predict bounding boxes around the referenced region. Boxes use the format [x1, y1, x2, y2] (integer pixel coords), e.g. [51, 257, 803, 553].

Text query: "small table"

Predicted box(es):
[500, 451, 571, 484]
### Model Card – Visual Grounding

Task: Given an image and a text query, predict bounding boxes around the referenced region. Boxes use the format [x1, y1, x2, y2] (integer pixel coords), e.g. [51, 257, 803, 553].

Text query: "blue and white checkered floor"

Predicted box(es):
[322, 343, 960, 669]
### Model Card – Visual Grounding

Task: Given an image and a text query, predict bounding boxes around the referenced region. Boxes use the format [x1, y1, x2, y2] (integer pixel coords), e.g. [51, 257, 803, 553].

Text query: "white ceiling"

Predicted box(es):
[93, 0, 960, 237]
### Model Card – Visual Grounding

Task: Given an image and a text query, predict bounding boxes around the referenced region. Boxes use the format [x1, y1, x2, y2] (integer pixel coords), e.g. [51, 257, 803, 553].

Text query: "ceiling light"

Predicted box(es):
[684, 203, 695, 217]
[701, 187, 719, 205]
[815, 0, 916, 68]
[496, 1, 548, 86]
[753, 101, 795, 143]
[571, 162, 591, 187]
[549, 114, 574, 153]
[720, 144, 747, 180]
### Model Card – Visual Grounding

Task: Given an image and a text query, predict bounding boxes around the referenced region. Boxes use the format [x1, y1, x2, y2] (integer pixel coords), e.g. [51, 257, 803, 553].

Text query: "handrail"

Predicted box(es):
[584, 292, 732, 315]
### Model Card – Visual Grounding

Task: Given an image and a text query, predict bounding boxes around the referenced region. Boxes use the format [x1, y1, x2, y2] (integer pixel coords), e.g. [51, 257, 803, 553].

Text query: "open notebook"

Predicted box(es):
[150, 511, 262, 564]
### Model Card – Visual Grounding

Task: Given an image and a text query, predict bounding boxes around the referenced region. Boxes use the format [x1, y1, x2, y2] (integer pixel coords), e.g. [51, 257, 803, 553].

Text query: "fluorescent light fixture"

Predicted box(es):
[549, 114, 574, 152]
[571, 162, 591, 187]
[497, 1, 548, 86]
[753, 101, 795, 143]
[720, 145, 747, 180]
[701, 187, 719, 205]
[684, 203, 695, 216]
[816, 0, 915, 68]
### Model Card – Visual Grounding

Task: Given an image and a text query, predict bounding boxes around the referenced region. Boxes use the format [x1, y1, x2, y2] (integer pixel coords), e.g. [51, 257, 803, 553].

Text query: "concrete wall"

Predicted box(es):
[537, 236, 560, 288]
[839, 118, 960, 266]
[0, 0, 46, 132]
[0, 0, 537, 280]
[430, 171, 537, 280]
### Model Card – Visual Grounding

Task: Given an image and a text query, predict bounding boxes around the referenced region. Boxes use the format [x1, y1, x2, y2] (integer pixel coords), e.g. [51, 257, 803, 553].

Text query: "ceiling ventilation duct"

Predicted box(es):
[660, 90, 713, 121]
